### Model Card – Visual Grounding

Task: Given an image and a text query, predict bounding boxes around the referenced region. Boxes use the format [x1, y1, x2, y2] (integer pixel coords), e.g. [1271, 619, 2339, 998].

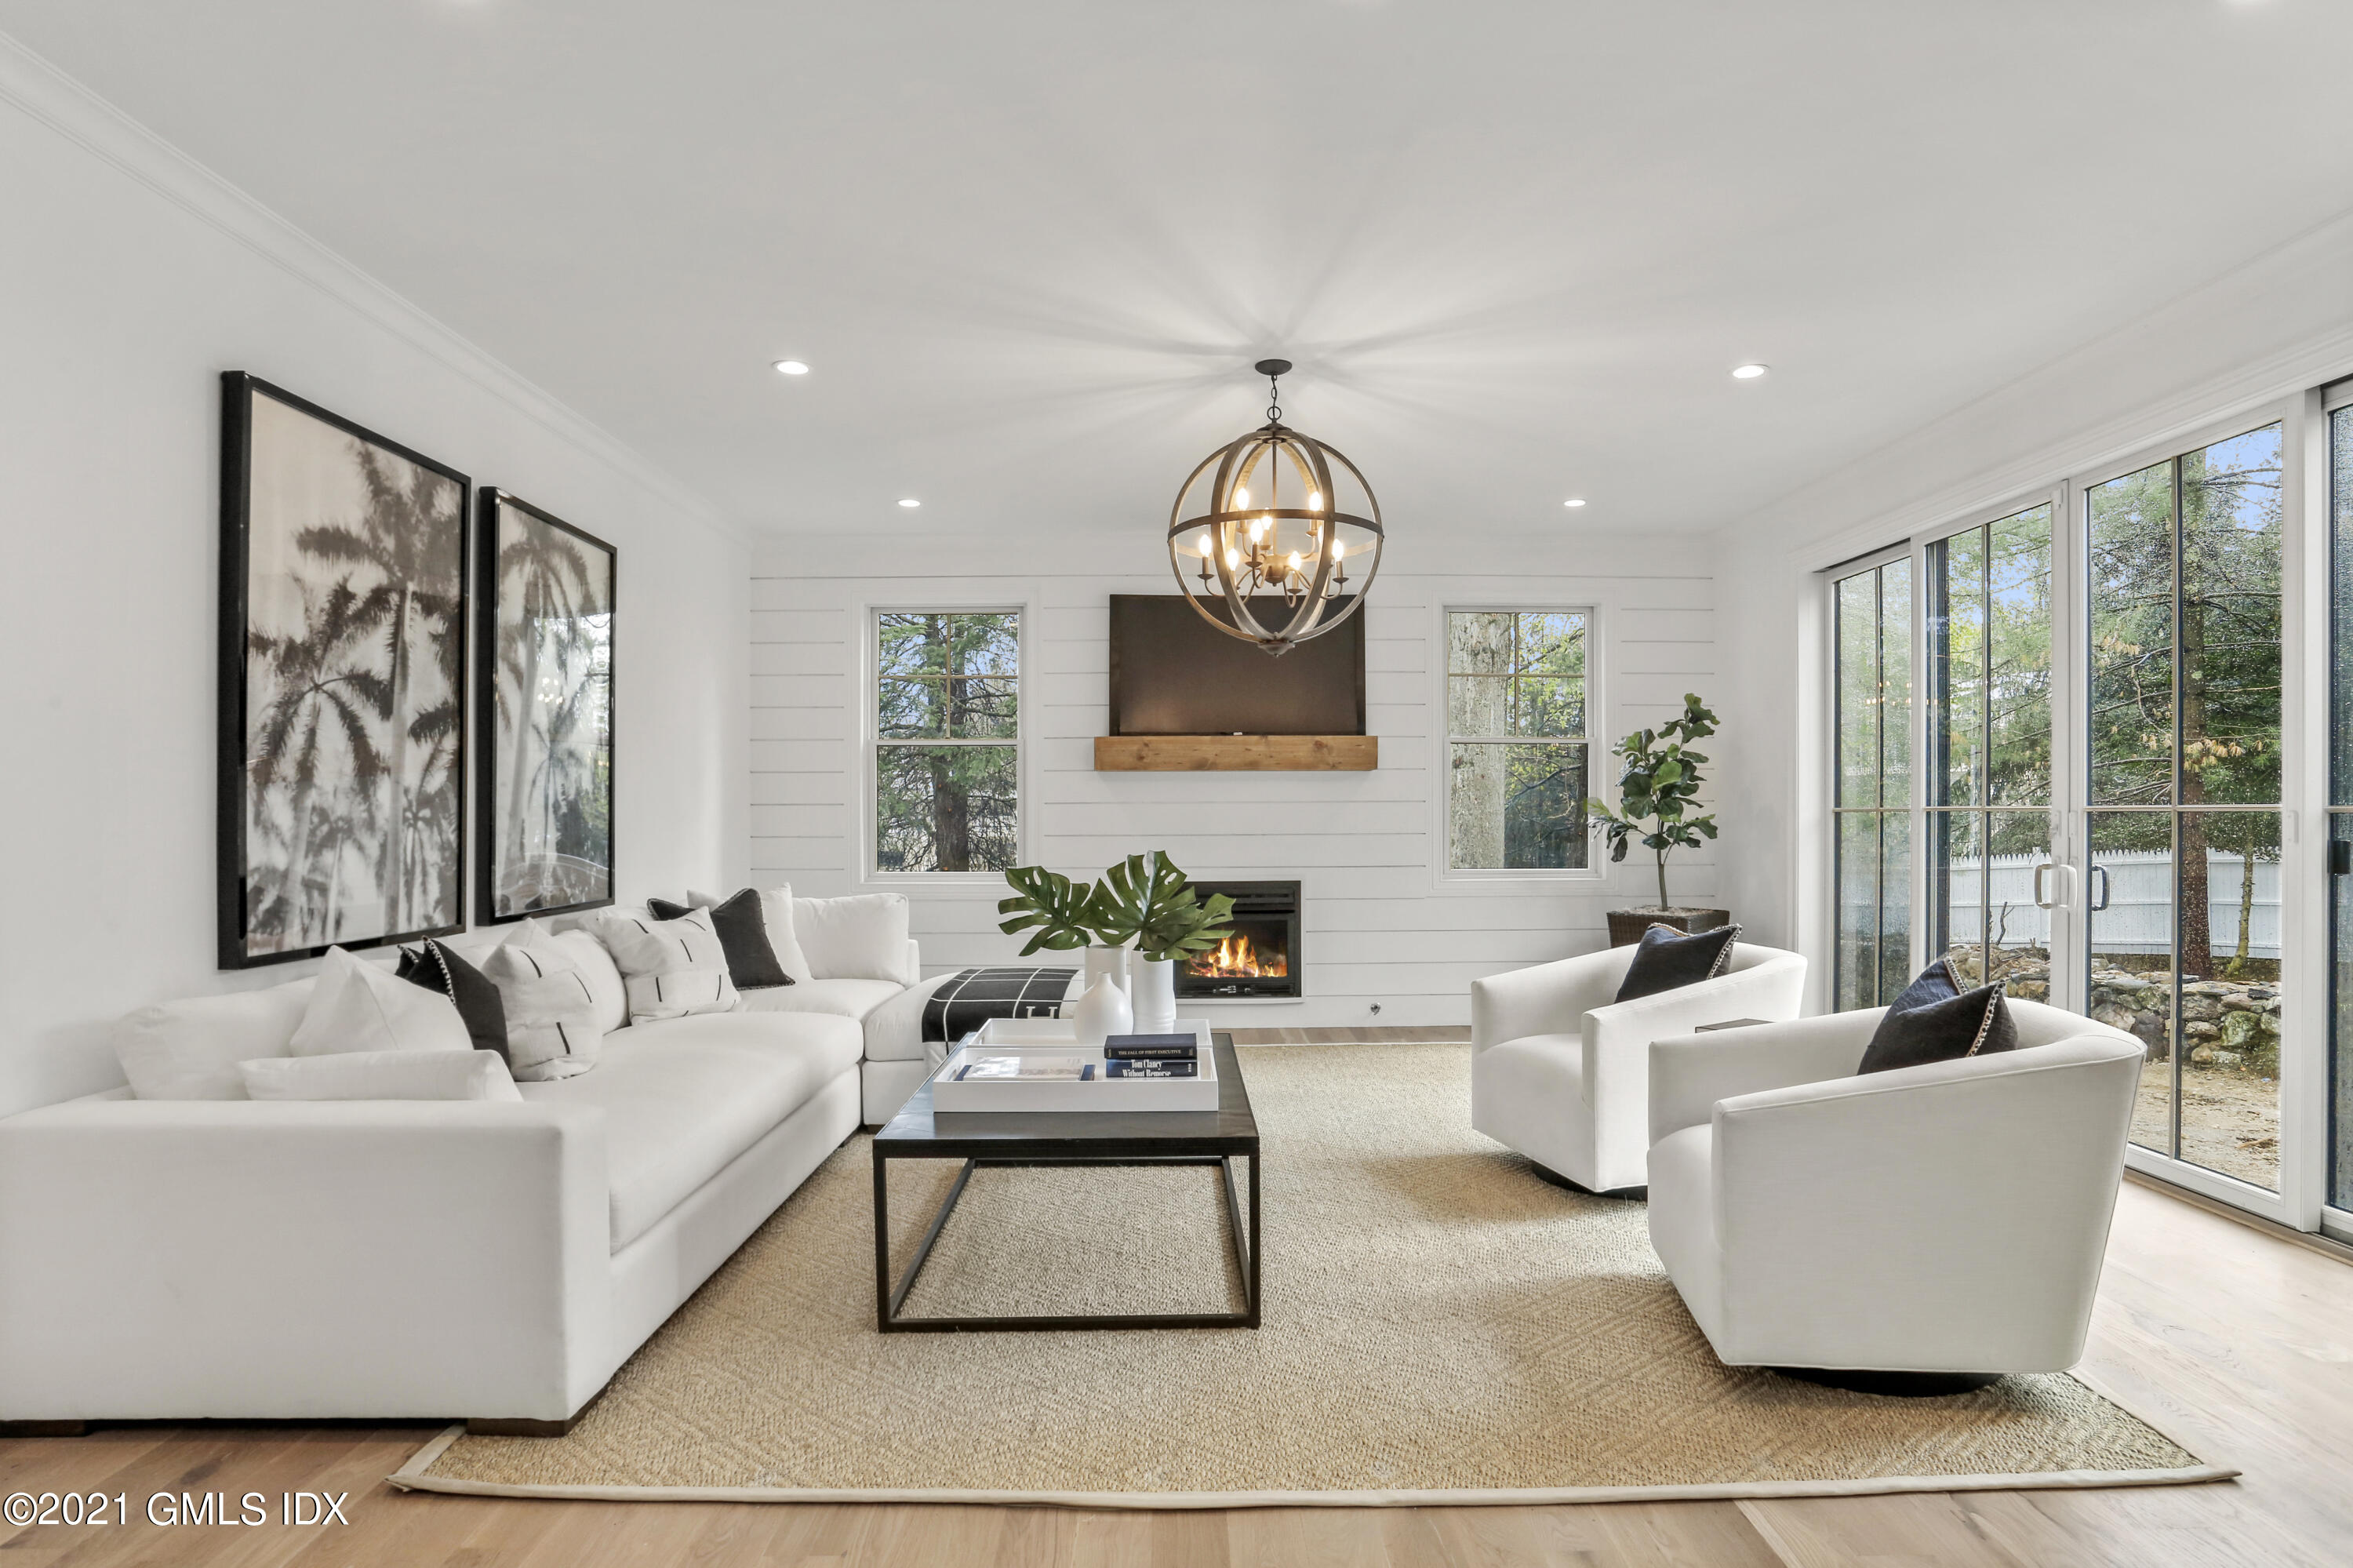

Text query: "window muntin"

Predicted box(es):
[873, 610, 1019, 873]
[1446, 610, 1589, 871]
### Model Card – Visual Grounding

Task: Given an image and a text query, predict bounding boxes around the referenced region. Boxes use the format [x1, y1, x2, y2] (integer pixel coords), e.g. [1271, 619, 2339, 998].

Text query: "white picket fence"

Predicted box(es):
[1940, 851, 2279, 961]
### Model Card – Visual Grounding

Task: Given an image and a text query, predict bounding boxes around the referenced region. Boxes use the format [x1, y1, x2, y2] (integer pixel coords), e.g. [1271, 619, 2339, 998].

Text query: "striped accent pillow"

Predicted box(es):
[481, 921, 601, 1080]
[594, 908, 741, 1024]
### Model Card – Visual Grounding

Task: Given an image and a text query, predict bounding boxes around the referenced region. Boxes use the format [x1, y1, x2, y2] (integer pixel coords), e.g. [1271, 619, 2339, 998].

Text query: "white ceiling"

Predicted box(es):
[7, 1, 2352, 541]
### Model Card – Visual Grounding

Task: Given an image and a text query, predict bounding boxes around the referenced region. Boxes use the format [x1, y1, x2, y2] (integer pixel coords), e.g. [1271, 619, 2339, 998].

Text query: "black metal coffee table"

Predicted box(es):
[871, 1031, 1259, 1332]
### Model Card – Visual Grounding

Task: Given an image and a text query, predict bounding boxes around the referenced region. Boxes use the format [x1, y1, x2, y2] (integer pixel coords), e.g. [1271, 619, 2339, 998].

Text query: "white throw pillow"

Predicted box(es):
[595, 908, 740, 1022]
[791, 891, 914, 984]
[289, 948, 471, 1058]
[481, 921, 601, 1081]
[239, 1050, 522, 1102]
[115, 979, 313, 1100]
[690, 885, 814, 984]
[551, 928, 631, 1035]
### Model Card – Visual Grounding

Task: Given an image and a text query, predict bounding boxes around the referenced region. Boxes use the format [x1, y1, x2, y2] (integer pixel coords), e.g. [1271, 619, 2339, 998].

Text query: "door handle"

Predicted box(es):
[2089, 864, 2111, 911]
[2034, 863, 2053, 909]
[2332, 839, 2352, 877]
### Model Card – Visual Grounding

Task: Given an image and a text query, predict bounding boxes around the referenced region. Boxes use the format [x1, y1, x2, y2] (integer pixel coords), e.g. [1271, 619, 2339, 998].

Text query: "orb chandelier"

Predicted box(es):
[1166, 359, 1384, 657]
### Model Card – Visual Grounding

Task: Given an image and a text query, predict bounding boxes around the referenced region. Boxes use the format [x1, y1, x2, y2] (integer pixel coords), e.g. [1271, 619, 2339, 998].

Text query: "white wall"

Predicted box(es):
[0, 47, 749, 1115]
[751, 533, 1720, 1028]
[1711, 206, 2353, 1006]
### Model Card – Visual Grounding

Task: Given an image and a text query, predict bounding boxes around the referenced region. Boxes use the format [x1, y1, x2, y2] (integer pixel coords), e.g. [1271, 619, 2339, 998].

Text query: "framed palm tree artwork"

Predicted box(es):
[476, 490, 615, 924]
[217, 373, 471, 967]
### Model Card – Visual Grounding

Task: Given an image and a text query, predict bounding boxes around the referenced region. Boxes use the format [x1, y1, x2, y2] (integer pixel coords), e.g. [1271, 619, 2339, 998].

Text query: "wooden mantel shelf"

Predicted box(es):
[1093, 734, 1377, 772]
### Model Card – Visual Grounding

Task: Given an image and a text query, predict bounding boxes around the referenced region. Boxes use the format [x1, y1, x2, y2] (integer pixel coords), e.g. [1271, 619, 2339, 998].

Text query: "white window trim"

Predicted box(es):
[1433, 601, 1606, 886]
[860, 601, 1030, 888]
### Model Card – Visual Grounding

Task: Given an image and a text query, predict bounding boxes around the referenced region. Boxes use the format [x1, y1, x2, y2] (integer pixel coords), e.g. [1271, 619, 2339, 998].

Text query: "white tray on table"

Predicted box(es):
[930, 1018, 1217, 1112]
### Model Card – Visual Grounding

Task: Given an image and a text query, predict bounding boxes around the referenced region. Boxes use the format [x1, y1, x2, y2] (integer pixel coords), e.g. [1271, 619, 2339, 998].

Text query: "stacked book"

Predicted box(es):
[1102, 1032, 1198, 1079]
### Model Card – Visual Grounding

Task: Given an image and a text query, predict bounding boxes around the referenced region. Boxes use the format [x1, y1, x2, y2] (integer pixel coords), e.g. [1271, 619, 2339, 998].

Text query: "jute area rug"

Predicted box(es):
[395, 1043, 2227, 1508]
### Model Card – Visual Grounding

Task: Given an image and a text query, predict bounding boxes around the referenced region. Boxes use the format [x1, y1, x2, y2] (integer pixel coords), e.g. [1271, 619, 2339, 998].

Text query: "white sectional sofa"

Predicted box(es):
[0, 911, 955, 1433]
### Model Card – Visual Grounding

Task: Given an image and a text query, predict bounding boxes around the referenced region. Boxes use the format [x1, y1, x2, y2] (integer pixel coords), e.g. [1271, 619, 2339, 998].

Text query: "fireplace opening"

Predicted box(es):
[1178, 881, 1301, 999]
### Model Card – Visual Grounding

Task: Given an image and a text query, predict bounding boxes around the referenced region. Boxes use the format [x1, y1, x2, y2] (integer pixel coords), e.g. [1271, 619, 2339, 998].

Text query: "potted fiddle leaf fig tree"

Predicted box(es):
[1587, 692, 1730, 946]
[1088, 852, 1235, 1033]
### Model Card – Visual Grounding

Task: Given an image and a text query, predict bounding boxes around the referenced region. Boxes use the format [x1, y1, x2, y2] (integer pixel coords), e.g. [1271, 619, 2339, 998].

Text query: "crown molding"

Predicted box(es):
[0, 29, 747, 548]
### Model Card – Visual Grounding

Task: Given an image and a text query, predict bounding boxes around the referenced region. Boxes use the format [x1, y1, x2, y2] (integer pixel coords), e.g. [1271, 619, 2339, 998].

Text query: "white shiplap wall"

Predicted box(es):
[751, 536, 1720, 1028]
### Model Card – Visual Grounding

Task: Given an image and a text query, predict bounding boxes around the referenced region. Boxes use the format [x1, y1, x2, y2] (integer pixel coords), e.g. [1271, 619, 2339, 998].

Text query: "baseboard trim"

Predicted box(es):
[0, 1420, 88, 1437]
[2123, 1167, 2353, 1267]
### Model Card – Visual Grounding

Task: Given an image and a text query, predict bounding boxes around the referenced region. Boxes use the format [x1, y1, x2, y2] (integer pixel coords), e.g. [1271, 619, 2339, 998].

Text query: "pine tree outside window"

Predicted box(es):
[874, 610, 1020, 874]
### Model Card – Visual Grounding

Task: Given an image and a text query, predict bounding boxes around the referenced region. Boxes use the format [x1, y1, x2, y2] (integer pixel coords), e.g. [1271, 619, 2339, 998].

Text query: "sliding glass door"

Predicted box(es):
[1832, 553, 1911, 1010]
[1925, 506, 2055, 1000]
[2083, 420, 2286, 1193]
[1822, 395, 2322, 1225]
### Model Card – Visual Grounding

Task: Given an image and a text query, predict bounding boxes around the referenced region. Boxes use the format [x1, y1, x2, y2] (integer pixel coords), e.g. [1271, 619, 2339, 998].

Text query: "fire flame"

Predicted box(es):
[1187, 932, 1286, 979]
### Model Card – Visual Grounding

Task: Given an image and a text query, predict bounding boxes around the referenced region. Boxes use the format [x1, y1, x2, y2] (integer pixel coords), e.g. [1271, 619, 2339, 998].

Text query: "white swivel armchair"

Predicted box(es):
[1470, 940, 1806, 1195]
[1646, 999, 2143, 1386]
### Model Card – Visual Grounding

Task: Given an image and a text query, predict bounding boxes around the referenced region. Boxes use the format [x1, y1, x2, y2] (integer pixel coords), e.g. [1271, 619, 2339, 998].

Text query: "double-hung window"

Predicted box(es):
[872, 610, 1019, 874]
[1446, 609, 1590, 871]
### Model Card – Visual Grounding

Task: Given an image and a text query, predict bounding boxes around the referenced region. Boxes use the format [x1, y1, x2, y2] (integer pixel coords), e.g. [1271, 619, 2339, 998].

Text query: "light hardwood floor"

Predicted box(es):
[5, 1047, 2348, 1567]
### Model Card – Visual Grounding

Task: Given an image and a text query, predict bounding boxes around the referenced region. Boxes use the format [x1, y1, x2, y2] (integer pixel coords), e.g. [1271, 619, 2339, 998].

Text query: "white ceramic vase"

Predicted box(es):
[1070, 973, 1133, 1045]
[1082, 944, 1130, 994]
[1130, 957, 1177, 1034]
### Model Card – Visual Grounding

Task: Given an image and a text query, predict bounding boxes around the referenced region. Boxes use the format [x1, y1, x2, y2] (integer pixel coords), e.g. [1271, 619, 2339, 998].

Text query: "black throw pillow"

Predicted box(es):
[1881, 955, 1962, 1014]
[395, 940, 510, 1061]
[1614, 922, 1742, 1003]
[1858, 961, 2020, 1074]
[648, 888, 791, 989]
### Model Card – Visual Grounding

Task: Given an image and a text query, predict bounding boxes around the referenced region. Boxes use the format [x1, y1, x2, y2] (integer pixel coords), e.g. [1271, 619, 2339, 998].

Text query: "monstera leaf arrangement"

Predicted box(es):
[998, 851, 1235, 963]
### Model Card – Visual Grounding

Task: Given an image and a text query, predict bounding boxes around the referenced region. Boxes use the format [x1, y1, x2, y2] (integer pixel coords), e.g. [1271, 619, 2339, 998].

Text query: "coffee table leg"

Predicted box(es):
[880, 1157, 980, 1330]
[871, 1149, 890, 1332]
[1248, 1150, 1261, 1327]
[1219, 1152, 1262, 1328]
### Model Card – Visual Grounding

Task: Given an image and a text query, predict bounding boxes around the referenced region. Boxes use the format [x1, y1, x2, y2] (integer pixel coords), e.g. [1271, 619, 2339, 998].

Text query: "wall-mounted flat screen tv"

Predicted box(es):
[1107, 595, 1365, 736]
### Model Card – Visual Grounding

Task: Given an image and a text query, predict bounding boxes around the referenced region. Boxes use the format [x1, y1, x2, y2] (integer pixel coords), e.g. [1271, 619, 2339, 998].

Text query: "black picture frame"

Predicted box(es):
[475, 489, 616, 925]
[218, 373, 471, 969]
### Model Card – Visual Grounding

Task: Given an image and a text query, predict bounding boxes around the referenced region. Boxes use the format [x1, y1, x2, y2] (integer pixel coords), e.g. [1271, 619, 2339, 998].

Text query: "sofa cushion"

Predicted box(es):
[792, 892, 915, 984]
[240, 1050, 522, 1102]
[115, 979, 312, 1100]
[739, 978, 904, 1024]
[522, 1010, 862, 1249]
[290, 948, 473, 1058]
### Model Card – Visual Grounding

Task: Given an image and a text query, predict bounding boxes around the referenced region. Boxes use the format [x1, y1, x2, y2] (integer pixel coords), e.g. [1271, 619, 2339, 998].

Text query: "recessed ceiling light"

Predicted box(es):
[897, 498, 922, 508]
[1732, 363, 1769, 380]
[773, 359, 809, 376]
[1563, 497, 1587, 508]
